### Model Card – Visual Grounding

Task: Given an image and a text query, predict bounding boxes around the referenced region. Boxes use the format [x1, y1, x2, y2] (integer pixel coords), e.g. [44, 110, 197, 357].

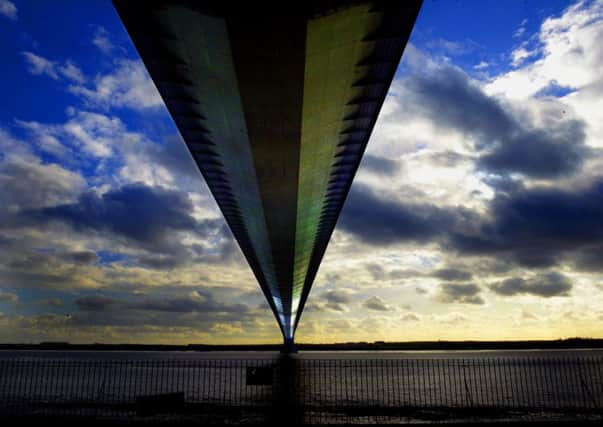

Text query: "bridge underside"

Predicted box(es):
[114, 0, 421, 342]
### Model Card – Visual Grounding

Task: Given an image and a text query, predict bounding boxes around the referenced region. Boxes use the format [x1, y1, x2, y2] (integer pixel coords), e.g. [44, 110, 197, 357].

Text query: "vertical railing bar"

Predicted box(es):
[415, 358, 420, 408]
[596, 356, 603, 408]
[446, 358, 451, 408]
[374, 358, 380, 419]
[540, 356, 550, 407]
[484, 357, 490, 408]
[559, 356, 570, 409]
[577, 357, 596, 409]
[438, 358, 445, 409]
[544, 356, 553, 409]
[213, 360, 218, 422]
[193, 360, 198, 405]
[17, 358, 25, 413]
[477, 357, 488, 407]
[118, 359, 124, 410]
[544, 356, 551, 409]
[438, 358, 444, 409]
[53, 359, 60, 408]
[77, 360, 84, 415]
[204, 359, 208, 408]
[343, 356, 349, 414]
[396, 358, 401, 412]
[421, 358, 426, 408]
[27, 358, 35, 405]
[502, 356, 510, 410]
[527, 356, 535, 409]
[408, 358, 413, 409]
[511, 356, 518, 410]
[553, 357, 563, 409]
[569, 356, 581, 408]
[519, 356, 527, 409]
[388, 358, 393, 409]
[538, 356, 547, 409]
[354, 358, 359, 423]
[584, 356, 599, 409]
[132, 359, 138, 408]
[58, 359, 65, 408]
[18, 358, 27, 410]
[425, 358, 430, 408]
[454, 358, 459, 408]
[415, 358, 419, 408]
[474, 357, 479, 407]
[14, 358, 23, 412]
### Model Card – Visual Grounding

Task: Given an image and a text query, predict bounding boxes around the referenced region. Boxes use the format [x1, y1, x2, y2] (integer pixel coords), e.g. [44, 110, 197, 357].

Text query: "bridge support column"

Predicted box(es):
[281, 337, 298, 354]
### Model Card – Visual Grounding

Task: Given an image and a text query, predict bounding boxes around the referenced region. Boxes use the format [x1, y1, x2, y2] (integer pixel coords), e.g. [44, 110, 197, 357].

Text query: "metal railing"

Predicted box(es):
[1, 356, 602, 424]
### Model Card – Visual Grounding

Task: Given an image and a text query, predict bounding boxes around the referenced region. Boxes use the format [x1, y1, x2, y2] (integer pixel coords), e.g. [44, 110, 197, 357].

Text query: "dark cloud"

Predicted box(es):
[490, 272, 572, 297]
[33, 184, 205, 249]
[362, 296, 390, 311]
[75, 291, 248, 314]
[360, 154, 398, 176]
[437, 283, 484, 305]
[75, 295, 117, 311]
[401, 313, 420, 322]
[432, 268, 473, 281]
[322, 290, 351, 305]
[136, 254, 183, 270]
[46, 298, 64, 308]
[22, 183, 228, 264]
[366, 263, 386, 280]
[307, 290, 353, 313]
[63, 250, 97, 264]
[340, 184, 465, 245]
[71, 289, 255, 328]
[572, 244, 603, 272]
[403, 65, 588, 178]
[427, 150, 469, 168]
[365, 263, 416, 282]
[479, 120, 586, 178]
[344, 175, 603, 274]
[450, 179, 603, 268]
[0, 157, 85, 214]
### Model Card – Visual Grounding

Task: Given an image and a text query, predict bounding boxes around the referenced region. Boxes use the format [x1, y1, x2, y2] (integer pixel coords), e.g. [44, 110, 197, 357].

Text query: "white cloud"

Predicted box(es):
[513, 18, 528, 38]
[486, 0, 603, 99]
[92, 26, 114, 55]
[17, 111, 123, 159]
[474, 61, 490, 70]
[510, 46, 535, 67]
[22, 52, 59, 79]
[69, 59, 163, 111]
[63, 111, 123, 158]
[59, 61, 86, 84]
[16, 119, 68, 158]
[484, 0, 603, 153]
[0, 0, 17, 20]
[22, 52, 86, 84]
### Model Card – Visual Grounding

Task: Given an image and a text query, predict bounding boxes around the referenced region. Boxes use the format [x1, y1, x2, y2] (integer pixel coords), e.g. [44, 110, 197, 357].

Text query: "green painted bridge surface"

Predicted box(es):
[114, 1, 422, 343]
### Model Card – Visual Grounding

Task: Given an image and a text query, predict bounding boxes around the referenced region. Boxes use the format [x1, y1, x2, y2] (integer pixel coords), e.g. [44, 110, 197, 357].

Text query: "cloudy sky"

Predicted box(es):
[1, 0, 602, 344]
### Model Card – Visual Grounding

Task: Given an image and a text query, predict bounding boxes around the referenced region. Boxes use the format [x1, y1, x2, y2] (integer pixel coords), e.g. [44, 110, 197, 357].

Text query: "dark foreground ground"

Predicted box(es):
[2, 416, 603, 427]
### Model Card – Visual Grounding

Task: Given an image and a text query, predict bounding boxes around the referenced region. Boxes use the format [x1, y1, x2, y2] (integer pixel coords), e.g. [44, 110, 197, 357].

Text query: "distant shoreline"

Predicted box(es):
[1, 338, 602, 352]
